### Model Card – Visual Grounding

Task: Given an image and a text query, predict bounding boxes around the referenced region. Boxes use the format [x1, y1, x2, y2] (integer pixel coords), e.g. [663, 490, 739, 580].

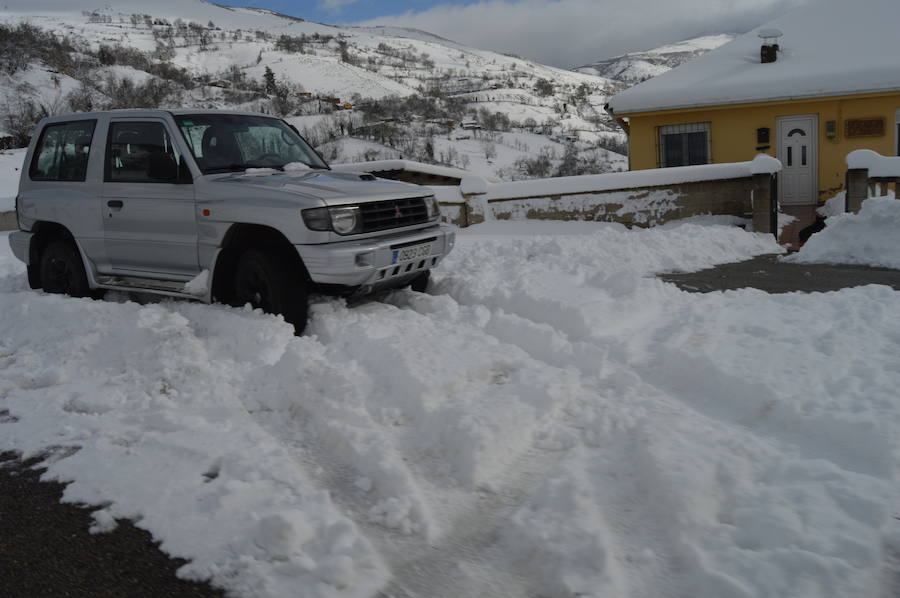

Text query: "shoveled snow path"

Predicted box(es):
[1, 222, 899, 598]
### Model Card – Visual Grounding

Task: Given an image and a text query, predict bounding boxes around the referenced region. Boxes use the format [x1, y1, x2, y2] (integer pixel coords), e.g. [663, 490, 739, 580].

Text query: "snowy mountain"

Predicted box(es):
[573, 34, 737, 86]
[0, 0, 632, 179]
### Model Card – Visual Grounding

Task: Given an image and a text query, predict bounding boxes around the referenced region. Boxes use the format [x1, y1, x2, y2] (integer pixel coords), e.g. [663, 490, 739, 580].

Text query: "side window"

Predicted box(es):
[29, 120, 97, 181]
[658, 122, 710, 168]
[106, 121, 182, 183]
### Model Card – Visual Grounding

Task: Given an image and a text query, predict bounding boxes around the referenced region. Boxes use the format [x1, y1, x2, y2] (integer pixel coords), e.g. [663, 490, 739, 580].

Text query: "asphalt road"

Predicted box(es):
[659, 254, 900, 294]
[0, 451, 226, 598]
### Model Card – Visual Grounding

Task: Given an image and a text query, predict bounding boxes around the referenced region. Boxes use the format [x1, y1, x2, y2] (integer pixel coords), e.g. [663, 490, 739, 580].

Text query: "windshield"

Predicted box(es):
[174, 114, 329, 175]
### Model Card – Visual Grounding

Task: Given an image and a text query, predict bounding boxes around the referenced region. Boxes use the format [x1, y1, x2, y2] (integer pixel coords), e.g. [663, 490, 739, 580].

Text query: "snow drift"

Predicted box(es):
[787, 194, 900, 269]
[1, 220, 899, 598]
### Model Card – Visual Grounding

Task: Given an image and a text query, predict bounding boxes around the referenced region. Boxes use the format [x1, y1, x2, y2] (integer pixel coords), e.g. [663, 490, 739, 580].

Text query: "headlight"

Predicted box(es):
[302, 206, 363, 235]
[424, 195, 441, 220]
[330, 206, 362, 235]
[302, 207, 331, 231]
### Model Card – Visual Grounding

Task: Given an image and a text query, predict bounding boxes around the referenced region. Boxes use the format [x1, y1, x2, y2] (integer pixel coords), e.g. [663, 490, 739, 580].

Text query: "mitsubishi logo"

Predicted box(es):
[394, 204, 403, 218]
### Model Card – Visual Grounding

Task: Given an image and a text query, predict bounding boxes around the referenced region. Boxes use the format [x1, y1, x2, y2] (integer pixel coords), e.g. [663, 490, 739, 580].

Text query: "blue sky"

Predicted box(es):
[212, 0, 810, 68]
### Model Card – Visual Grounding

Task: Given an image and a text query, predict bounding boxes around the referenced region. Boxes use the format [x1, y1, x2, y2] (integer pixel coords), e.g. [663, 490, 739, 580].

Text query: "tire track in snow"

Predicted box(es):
[404, 281, 700, 596]
[372, 443, 570, 598]
[380, 290, 691, 597]
[243, 293, 594, 596]
[417, 272, 897, 598]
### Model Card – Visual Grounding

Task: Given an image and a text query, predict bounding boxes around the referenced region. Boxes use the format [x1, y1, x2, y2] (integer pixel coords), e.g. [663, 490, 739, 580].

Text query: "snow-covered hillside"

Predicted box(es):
[573, 34, 736, 85]
[0, 0, 625, 179]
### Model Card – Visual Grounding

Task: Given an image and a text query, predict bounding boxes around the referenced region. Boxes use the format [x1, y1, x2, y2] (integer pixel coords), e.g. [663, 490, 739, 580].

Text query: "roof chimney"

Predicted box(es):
[758, 28, 783, 64]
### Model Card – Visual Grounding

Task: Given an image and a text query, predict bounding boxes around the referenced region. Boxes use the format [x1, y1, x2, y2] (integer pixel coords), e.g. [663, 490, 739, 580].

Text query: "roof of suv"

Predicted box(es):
[38, 109, 283, 124]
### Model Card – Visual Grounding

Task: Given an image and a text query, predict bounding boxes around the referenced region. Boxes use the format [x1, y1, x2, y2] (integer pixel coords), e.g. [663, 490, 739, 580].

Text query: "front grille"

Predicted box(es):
[360, 197, 428, 233]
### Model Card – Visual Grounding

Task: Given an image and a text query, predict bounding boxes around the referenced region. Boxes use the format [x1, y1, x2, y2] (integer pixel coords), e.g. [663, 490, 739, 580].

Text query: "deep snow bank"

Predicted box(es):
[1, 222, 898, 598]
[787, 194, 900, 269]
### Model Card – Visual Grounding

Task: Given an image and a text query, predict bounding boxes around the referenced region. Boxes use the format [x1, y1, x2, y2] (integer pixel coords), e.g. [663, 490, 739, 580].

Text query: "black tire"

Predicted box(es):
[233, 248, 309, 334]
[26, 264, 41, 289]
[39, 240, 93, 298]
[409, 270, 430, 293]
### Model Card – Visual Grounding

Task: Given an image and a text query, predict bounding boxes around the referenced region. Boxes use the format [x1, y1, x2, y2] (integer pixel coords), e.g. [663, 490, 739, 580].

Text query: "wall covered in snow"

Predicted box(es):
[480, 176, 756, 226]
[434, 156, 779, 229]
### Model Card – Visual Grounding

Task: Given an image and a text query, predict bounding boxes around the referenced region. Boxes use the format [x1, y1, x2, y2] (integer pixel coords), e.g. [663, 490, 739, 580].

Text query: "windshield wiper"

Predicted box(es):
[277, 162, 329, 171]
[205, 164, 275, 174]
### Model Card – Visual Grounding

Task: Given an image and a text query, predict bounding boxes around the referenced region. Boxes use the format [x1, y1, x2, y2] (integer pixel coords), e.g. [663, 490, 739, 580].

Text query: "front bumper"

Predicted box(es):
[296, 224, 455, 288]
[8, 231, 32, 265]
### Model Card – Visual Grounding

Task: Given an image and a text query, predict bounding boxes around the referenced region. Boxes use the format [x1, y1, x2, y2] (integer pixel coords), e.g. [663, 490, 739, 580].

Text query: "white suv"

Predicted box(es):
[8, 109, 455, 333]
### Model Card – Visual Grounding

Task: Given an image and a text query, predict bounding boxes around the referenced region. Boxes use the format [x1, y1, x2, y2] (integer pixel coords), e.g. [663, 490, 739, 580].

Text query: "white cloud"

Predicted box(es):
[355, 0, 817, 67]
[319, 0, 361, 12]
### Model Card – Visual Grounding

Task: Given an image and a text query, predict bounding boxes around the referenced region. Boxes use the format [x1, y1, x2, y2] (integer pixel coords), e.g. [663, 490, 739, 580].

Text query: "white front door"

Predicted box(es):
[777, 115, 818, 205]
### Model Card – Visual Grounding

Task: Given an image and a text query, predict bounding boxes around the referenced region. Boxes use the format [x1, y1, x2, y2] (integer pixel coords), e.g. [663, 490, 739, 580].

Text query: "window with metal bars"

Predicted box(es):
[658, 122, 710, 168]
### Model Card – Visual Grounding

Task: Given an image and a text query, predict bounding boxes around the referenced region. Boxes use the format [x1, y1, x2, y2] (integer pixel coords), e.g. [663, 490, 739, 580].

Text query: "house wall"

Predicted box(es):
[625, 90, 900, 203]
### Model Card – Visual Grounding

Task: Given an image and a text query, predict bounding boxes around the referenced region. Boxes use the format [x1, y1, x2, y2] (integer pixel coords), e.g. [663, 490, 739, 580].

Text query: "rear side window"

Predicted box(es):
[106, 121, 182, 183]
[29, 120, 97, 181]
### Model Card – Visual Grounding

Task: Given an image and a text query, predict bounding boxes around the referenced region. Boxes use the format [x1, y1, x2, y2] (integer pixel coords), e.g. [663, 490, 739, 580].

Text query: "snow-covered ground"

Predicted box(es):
[0, 149, 26, 211]
[2, 218, 900, 598]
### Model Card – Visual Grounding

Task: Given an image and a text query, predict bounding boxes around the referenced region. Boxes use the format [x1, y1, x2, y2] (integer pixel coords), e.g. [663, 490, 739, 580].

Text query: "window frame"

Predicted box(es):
[658, 122, 711, 168]
[104, 119, 183, 184]
[895, 108, 899, 156]
[28, 119, 97, 182]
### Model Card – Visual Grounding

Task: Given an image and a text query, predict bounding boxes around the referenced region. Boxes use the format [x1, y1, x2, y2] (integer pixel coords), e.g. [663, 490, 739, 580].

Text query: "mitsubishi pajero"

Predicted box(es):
[8, 110, 455, 333]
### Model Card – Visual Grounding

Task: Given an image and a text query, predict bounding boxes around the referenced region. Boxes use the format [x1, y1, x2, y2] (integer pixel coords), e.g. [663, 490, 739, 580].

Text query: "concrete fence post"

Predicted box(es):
[459, 176, 489, 227]
[751, 172, 776, 237]
[845, 168, 869, 213]
[0, 211, 17, 232]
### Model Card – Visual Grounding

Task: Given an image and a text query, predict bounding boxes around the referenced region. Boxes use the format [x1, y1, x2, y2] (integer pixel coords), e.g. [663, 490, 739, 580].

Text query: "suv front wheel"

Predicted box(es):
[233, 248, 309, 334]
[39, 240, 93, 298]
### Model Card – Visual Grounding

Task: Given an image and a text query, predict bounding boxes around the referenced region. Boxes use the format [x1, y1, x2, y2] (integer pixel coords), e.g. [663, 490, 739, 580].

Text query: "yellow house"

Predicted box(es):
[606, 0, 900, 210]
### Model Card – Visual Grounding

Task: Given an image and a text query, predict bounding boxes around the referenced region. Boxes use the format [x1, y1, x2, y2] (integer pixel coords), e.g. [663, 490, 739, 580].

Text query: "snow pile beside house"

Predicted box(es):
[787, 194, 900, 269]
[1, 220, 899, 598]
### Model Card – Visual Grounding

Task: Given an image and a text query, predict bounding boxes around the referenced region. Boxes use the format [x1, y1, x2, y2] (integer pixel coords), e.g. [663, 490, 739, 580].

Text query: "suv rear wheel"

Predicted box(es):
[233, 248, 309, 334]
[39, 240, 93, 298]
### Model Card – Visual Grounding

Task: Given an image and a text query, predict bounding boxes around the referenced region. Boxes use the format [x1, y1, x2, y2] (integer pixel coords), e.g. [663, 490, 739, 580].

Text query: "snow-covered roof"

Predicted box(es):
[607, 0, 900, 115]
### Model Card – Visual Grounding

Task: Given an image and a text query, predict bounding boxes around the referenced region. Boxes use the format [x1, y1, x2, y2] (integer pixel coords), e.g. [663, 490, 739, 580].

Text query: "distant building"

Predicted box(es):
[606, 0, 900, 207]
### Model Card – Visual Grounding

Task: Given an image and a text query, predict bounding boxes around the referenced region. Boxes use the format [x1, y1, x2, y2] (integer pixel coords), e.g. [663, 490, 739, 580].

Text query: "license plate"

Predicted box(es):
[391, 242, 432, 265]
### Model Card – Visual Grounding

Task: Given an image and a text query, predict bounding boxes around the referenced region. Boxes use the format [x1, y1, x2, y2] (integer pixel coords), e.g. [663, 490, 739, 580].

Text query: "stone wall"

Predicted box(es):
[438, 174, 775, 233]
[0, 211, 15, 231]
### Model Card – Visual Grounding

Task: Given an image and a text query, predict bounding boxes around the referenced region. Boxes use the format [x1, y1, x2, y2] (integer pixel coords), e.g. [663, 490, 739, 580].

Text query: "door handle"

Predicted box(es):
[107, 200, 123, 210]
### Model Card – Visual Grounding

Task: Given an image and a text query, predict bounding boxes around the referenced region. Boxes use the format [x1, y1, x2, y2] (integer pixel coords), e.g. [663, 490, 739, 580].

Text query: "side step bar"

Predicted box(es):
[95, 275, 207, 301]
